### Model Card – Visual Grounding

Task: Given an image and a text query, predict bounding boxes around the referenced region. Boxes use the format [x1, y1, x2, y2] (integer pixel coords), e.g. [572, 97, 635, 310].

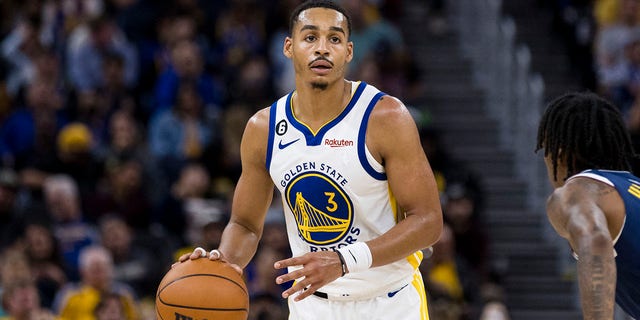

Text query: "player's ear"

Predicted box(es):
[283, 37, 293, 59]
[346, 41, 353, 63]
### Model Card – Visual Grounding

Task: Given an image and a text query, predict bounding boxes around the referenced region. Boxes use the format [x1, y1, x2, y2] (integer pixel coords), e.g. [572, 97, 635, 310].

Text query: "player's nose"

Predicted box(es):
[314, 39, 330, 56]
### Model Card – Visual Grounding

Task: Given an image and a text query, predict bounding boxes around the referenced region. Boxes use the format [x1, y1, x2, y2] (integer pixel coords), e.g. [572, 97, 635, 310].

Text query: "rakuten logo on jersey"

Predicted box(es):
[324, 138, 354, 147]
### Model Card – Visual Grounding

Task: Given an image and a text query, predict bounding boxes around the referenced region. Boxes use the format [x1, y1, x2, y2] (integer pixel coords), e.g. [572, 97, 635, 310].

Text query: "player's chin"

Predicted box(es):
[310, 80, 329, 90]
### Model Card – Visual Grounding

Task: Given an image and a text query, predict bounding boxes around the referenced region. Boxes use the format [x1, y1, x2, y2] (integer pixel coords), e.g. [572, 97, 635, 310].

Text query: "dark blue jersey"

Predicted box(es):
[571, 169, 640, 318]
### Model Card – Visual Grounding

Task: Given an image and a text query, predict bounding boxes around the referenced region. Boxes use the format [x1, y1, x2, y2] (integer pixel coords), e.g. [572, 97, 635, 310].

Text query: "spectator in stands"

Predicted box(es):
[214, 100, 253, 185]
[0, 279, 56, 320]
[0, 77, 66, 171]
[93, 292, 131, 320]
[595, 0, 640, 27]
[66, 14, 138, 93]
[0, 168, 23, 251]
[595, 0, 640, 109]
[149, 80, 216, 182]
[53, 245, 139, 319]
[227, 56, 274, 108]
[70, 51, 139, 148]
[342, 0, 407, 80]
[421, 223, 482, 320]
[42, 174, 99, 281]
[138, 12, 212, 102]
[153, 39, 224, 115]
[623, 33, 640, 114]
[245, 222, 291, 295]
[52, 122, 104, 198]
[0, 56, 10, 121]
[84, 155, 152, 231]
[101, 109, 163, 206]
[32, 48, 64, 96]
[0, 248, 55, 319]
[99, 215, 159, 299]
[248, 292, 288, 320]
[443, 182, 490, 279]
[0, 16, 44, 97]
[213, 0, 267, 77]
[478, 284, 511, 320]
[155, 162, 213, 247]
[419, 127, 484, 206]
[101, 110, 144, 162]
[22, 222, 68, 309]
[267, 0, 300, 96]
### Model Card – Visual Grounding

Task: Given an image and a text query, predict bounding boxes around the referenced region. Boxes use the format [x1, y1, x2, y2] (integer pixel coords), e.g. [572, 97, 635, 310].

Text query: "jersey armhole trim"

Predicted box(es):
[568, 172, 615, 187]
[265, 100, 279, 170]
[358, 91, 387, 180]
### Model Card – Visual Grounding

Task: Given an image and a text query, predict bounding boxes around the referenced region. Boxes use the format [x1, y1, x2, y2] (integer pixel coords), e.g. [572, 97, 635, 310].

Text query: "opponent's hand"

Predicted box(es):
[274, 251, 344, 301]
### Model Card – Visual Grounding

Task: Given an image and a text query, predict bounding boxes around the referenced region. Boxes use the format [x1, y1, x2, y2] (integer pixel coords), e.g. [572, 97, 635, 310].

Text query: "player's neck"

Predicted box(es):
[293, 79, 352, 130]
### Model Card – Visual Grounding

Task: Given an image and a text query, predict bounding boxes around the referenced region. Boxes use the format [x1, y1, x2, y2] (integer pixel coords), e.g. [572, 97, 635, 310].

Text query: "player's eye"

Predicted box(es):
[305, 35, 316, 42]
[330, 36, 341, 44]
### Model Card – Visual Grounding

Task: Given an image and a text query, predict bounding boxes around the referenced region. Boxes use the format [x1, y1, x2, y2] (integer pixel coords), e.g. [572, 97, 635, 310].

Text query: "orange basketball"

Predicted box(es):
[156, 259, 249, 320]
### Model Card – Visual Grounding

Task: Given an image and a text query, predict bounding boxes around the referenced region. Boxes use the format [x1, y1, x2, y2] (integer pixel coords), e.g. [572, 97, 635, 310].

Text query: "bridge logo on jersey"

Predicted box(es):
[285, 172, 353, 245]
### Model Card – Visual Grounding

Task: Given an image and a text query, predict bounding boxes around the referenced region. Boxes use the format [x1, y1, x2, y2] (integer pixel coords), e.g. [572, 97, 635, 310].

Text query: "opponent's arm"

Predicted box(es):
[363, 95, 443, 267]
[217, 108, 275, 269]
[546, 180, 616, 320]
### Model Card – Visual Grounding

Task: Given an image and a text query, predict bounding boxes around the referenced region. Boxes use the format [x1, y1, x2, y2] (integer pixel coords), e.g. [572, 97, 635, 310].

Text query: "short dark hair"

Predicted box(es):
[536, 91, 637, 180]
[289, 0, 352, 38]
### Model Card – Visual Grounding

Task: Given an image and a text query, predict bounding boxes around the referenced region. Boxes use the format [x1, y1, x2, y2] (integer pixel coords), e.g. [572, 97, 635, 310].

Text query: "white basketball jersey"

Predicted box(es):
[266, 81, 422, 297]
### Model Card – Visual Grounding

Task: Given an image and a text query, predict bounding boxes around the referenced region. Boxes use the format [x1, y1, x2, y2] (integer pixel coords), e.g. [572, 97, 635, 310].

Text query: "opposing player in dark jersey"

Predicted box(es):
[536, 91, 640, 320]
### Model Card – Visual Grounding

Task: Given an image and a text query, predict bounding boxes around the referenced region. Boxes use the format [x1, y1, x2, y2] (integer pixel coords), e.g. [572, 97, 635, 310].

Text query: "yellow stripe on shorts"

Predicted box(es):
[412, 270, 429, 320]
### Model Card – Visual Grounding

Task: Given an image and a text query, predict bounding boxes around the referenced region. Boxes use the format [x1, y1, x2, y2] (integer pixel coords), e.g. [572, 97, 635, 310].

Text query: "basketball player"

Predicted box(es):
[178, 0, 443, 319]
[536, 92, 640, 320]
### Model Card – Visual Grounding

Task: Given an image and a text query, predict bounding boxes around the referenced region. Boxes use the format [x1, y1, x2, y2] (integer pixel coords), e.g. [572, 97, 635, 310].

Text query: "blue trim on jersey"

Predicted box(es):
[286, 82, 367, 146]
[265, 100, 279, 170]
[358, 91, 387, 180]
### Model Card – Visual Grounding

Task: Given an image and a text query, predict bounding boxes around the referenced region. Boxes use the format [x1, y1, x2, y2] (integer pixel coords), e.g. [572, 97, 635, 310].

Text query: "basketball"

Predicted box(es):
[156, 259, 249, 320]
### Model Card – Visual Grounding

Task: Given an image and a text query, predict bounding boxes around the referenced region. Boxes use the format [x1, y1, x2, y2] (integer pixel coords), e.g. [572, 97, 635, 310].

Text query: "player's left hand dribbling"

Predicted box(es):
[273, 251, 343, 301]
[172, 247, 208, 268]
[172, 248, 243, 275]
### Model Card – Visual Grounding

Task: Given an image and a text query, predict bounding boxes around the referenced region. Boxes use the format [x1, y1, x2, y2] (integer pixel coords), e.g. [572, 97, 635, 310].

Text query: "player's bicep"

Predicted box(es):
[229, 109, 275, 234]
[368, 97, 440, 216]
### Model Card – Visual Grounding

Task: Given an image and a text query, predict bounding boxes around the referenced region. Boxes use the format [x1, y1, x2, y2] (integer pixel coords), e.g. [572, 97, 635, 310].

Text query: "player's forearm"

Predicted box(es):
[367, 210, 442, 268]
[218, 222, 261, 269]
[575, 234, 616, 320]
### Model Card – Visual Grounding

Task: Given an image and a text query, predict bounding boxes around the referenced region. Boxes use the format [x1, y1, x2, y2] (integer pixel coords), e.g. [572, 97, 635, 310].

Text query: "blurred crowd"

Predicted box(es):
[0, 0, 505, 319]
[552, 0, 640, 170]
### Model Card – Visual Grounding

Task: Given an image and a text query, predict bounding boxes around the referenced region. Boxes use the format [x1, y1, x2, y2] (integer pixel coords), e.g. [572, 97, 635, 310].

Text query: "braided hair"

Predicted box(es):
[536, 91, 637, 181]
